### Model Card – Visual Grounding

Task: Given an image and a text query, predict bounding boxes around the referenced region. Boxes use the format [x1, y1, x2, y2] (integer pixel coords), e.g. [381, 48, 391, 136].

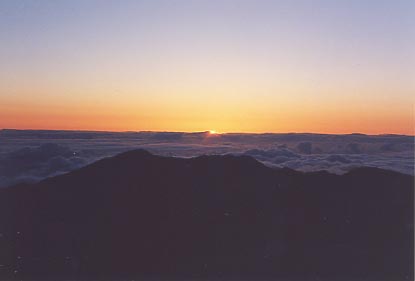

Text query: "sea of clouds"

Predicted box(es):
[0, 129, 413, 188]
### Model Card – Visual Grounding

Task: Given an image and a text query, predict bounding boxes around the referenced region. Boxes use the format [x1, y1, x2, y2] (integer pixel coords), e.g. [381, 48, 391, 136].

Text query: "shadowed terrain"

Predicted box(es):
[1, 129, 413, 188]
[0, 149, 413, 280]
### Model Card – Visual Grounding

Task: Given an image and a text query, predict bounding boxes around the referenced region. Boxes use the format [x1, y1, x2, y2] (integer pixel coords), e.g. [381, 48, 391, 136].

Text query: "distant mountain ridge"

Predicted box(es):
[0, 149, 413, 280]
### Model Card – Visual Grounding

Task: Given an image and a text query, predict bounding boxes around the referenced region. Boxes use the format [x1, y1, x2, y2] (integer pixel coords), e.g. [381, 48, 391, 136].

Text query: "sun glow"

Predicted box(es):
[0, 1, 412, 135]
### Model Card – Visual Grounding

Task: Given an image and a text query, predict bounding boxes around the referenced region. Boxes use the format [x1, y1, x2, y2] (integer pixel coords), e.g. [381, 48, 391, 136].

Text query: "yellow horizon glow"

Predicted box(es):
[1, 77, 413, 136]
[1, 61, 413, 135]
[0, 98, 413, 135]
[1, 1, 414, 136]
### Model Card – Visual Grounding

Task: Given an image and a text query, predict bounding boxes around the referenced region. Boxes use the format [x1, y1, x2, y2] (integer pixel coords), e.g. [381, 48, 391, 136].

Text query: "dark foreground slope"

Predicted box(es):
[0, 150, 413, 281]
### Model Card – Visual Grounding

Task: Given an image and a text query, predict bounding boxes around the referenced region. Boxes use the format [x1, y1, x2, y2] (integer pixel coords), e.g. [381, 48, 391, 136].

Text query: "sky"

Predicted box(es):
[0, 0, 414, 134]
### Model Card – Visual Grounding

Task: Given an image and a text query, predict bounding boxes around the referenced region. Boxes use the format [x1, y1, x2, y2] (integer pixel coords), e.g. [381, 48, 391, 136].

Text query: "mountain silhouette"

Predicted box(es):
[0, 149, 413, 280]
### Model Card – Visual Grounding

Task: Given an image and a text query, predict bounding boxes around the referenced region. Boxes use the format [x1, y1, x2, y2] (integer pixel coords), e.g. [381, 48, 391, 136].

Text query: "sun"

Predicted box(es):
[209, 130, 218, 135]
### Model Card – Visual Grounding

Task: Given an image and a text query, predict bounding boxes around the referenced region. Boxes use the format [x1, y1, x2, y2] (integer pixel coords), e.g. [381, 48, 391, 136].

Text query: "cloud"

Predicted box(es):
[296, 142, 312, 154]
[149, 132, 184, 142]
[241, 147, 413, 175]
[346, 143, 361, 154]
[0, 130, 413, 187]
[0, 143, 87, 187]
[325, 155, 351, 164]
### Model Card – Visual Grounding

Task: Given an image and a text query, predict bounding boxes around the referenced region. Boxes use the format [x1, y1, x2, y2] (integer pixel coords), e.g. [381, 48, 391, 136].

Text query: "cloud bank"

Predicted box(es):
[0, 129, 413, 187]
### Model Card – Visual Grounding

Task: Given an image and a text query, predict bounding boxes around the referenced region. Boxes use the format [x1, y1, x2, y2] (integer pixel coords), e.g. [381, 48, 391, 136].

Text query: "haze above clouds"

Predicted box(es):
[0, 129, 412, 188]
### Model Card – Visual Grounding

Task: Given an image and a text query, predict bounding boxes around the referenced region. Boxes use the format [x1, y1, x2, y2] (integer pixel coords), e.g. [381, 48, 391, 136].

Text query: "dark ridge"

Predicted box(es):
[111, 148, 155, 160]
[0, 149, 413, 281]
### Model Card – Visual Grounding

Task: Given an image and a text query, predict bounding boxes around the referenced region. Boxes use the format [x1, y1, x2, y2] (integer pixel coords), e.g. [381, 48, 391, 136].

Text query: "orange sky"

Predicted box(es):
[1, 1, 414, 135]
[1, 93, 413, 134]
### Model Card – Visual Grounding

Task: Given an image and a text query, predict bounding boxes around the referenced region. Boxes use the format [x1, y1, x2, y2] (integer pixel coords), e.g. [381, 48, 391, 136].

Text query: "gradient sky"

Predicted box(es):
[0, 0, 414, 134]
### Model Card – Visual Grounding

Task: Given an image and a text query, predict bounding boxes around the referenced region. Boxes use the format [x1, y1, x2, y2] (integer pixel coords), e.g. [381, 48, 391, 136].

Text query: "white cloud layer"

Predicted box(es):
[0, 130, 413, 187]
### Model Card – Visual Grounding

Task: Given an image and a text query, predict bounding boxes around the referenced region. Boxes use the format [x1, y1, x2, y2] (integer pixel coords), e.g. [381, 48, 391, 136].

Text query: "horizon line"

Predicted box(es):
[1, 128, 414, 137]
